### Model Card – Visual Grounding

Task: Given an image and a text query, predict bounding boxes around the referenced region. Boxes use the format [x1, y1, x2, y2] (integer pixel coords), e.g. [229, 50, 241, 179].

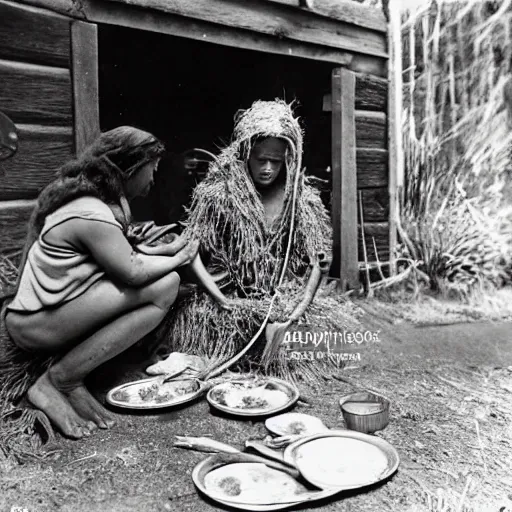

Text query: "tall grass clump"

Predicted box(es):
[399, 0, 512, 299]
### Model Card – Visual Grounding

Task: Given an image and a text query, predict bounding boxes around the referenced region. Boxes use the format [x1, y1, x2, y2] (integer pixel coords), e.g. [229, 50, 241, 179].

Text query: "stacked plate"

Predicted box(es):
[193, 413, 400, 511]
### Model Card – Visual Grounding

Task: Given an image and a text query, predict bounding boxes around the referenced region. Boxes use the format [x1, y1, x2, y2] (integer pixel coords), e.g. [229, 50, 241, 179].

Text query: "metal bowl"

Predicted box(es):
[339, 391, 390, 434]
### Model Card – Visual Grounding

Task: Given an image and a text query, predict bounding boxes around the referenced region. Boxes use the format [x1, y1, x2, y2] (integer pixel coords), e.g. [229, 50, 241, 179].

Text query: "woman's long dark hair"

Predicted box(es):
[16, 126, 165, 291]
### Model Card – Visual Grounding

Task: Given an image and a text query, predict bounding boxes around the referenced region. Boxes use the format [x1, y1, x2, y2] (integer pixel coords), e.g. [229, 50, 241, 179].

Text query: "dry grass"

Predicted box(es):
[0, 255, 17, 298]
[384, 0, 512, 303]
[363, 283, 512, 325]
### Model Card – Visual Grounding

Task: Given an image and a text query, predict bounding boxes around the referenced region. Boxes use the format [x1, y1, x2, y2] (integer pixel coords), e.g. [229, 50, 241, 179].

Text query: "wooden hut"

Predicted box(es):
[0, 0, 397, 290]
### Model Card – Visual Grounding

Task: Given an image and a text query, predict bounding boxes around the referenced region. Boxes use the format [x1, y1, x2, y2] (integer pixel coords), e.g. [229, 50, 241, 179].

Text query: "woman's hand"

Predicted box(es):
[136, 234, 188, 257]
[173, 239, 200, 267]
[127, 221, 157, 243]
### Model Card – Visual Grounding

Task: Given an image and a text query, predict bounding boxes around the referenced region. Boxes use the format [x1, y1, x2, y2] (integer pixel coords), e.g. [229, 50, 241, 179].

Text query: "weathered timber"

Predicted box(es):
[84, 0, 353, 66]
[0, 59, 72, 126]
[71, 21, 100, 153]
[0, 125, 73, 201]
[355, 73, 387, 110]
[358, 222, 389, 262]
[387, 1, 402, 274]
[8, 0, 85, 18]
[0, 199, 35, 256]
[355, 111, 387, 149]
[101, 0, 388, 57]
[331, 67, 358, 290]
[356, 148, 388, 188]
[324, 73, 388, 111]
[0, 0, 70, 67]
[263, 0, 387, 33]
[359, 188, 389, 223]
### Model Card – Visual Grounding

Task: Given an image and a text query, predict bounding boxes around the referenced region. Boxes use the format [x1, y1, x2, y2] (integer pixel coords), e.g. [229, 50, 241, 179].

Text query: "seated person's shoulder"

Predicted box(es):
[45, 196, 123, 249]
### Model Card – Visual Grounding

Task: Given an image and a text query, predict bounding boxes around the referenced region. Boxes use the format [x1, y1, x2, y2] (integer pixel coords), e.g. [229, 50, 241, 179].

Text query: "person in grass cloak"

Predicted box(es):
[157, 100, 357, 381]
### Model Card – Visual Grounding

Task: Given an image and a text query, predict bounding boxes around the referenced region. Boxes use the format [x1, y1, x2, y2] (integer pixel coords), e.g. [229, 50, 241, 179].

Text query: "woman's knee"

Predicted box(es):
[148, 272, 181, 311]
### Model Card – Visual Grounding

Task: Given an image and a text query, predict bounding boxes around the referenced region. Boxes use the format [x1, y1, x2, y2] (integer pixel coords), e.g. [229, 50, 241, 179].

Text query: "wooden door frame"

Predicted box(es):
[71, 20, 100, 154]
[331, 66, 359, 291]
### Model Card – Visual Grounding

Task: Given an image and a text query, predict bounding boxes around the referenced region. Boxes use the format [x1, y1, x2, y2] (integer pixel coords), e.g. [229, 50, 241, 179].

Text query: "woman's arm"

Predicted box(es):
[73, 219, 199, 286]
[182, 254, 232, 310]
[138, 238, 231, 310]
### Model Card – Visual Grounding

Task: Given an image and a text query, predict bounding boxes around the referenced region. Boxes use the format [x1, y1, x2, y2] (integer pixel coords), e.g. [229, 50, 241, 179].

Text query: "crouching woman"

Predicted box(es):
[4, 126, 198, 439]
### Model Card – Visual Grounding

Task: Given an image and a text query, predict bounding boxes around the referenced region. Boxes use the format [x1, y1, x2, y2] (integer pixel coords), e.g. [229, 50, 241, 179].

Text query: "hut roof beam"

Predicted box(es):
[90, 0, 388, 58]
[81, 0, 387, 75]
[263, 0, 387, 33]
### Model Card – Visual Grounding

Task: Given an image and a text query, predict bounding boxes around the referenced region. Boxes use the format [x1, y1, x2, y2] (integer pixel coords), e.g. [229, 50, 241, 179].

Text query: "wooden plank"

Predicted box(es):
[387, 1, 402, 275]
[85, 0, 354, 67]
[0, 199, 36, 257]
[100, 0, 388, 57]
[324, 73, 388, 111]
[331, 67, 358, 290]
[359, 188, 389, 223]
[313, 149, 388, 190]
[0, 0, 71, 67]
[71, 21, 100, 154]
[355, 73, 388, 110]
[0, 59, 72, 126]
[263, 0, 388, 33]
[8, 0, 85, 18]
[355, 110, 387, 149]
[0, 125, 73, 201]
[358, 222, 389, 262]
[357, 148, 388, 188]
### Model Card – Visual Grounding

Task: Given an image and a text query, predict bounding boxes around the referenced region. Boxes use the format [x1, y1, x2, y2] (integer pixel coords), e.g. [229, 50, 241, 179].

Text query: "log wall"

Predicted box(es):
[0, 0, 391, 269]
[354, 73, 389, 263]
[0, 0, 73, 256]
[329, 71, 389, 266]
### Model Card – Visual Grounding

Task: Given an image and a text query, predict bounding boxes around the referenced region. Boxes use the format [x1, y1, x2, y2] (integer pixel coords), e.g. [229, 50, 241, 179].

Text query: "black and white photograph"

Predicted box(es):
[0, 0, 511, 510]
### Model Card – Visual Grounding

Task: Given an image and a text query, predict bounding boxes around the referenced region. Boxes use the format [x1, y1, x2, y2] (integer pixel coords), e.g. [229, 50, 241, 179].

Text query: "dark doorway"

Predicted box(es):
[98, 25, 333, 224]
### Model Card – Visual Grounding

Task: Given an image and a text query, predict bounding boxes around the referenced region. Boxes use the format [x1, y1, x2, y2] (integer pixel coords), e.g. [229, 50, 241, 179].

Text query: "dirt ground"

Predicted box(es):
[1, 314, 512, 512]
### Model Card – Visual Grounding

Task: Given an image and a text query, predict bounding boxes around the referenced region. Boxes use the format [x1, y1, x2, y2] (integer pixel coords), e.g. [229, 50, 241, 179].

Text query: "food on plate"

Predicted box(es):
[218, 476, 242, 496]
[138, 383, 160, 401]
[204, 463, 307, 504]
[265, 412, 329, 436]
[111, 389, 130, 402]
[241, 395, 268, 409]
[209, 380, 290, 411]
[287, 421, 307, 434]
[111, 378, 199, 406]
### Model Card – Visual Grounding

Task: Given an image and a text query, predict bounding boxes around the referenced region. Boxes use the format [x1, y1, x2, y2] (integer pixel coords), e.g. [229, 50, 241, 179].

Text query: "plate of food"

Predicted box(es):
[206, 377, 299, 417]
[106, 376, 209, 410]
[192, 453, 341, 511]
[265, 413, 329, 437]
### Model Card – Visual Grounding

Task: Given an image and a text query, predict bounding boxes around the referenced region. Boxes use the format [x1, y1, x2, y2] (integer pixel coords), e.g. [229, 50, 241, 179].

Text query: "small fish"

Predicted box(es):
[174, 436, 240, 454]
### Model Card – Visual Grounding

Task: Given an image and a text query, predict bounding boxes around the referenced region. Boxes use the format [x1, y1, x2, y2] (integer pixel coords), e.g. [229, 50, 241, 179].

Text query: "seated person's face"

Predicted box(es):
[126, 158, 160, 199]
[248, 137, 287, 188]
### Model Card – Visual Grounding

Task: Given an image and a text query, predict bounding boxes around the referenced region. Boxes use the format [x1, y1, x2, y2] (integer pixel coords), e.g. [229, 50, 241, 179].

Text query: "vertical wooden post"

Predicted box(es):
[387, 0, 403, 276]
[331, 67, 358, 291]
[71, 20, 100, 155]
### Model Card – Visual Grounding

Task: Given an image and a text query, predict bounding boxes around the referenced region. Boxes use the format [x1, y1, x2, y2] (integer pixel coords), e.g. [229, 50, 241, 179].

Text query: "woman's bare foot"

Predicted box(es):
[27, 372, 96, 439]
[65, 385, 116, 430]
